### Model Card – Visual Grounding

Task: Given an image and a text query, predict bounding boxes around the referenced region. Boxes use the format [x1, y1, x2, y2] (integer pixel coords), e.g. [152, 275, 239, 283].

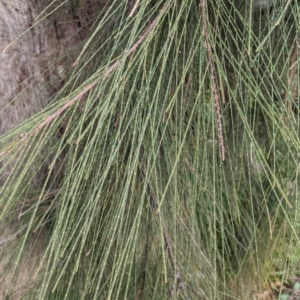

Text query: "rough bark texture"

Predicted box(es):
[0, 0, 97, 134]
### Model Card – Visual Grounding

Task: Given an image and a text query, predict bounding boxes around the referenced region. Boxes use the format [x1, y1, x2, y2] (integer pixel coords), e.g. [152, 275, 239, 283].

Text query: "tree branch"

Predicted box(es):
[35, 14, 160, 133]
[0, 7, 167, 158]
[199, 0, 225, 161]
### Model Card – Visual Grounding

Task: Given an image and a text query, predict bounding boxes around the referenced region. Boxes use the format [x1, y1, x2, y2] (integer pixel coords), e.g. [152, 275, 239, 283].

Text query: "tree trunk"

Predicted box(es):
[0, 0, 96, 134]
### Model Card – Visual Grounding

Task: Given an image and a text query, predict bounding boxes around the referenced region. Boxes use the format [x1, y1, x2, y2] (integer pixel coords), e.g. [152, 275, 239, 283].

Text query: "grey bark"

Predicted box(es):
[0, 0, 93, 134]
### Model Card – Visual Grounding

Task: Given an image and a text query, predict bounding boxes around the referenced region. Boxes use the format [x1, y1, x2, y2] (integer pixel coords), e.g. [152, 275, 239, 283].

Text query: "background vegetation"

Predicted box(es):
[1, 0, 300, 299]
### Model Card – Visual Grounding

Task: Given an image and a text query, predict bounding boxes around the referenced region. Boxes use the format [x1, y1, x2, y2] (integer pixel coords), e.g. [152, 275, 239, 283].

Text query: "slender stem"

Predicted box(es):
[199, 0, 225, 161]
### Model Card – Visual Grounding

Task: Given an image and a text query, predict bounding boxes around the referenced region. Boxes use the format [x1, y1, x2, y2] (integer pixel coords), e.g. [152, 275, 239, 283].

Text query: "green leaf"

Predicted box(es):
[294, 282, 300, 290]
